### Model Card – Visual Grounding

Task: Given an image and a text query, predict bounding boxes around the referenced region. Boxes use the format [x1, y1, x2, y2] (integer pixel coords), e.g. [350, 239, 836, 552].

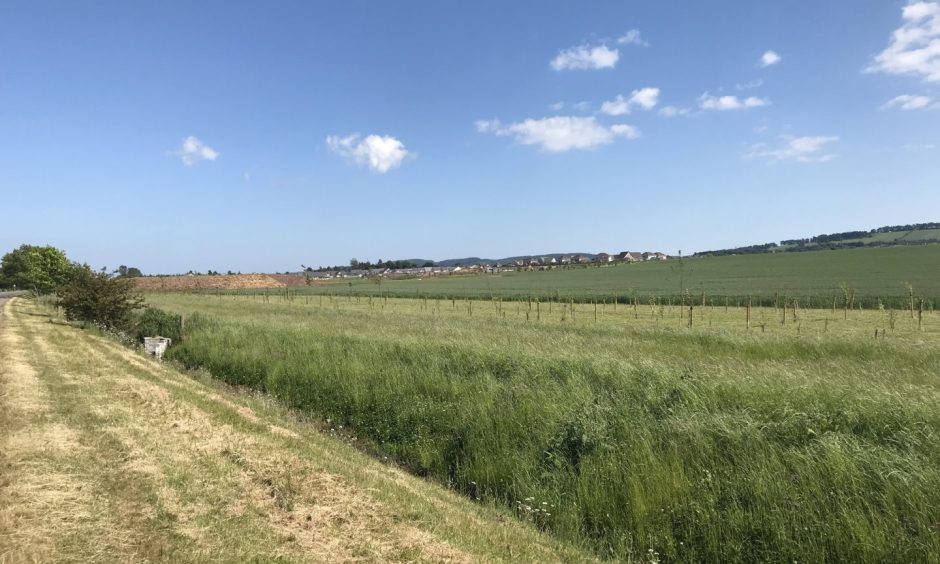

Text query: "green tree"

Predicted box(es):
[114, 265, 143, 278]
[57, 265, 144, 328]
[0, 244, 75, 294]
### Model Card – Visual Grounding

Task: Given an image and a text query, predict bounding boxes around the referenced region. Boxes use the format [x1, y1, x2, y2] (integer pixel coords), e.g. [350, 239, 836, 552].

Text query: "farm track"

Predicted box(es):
[0, 298, 589, 563]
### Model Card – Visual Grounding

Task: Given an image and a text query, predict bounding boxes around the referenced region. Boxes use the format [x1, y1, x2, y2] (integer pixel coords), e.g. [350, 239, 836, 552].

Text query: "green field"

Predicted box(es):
[287, 245, 940, 309]
[900, 228, 940, 242]
[785, 227, 940, 246]
[147, 292, 940, 562]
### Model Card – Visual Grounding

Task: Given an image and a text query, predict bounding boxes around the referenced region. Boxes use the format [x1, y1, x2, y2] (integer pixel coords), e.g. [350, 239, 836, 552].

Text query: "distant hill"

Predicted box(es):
[694, 222, 940, 257]
[434, 253, 598, 267]
[339, 221, 940, 270]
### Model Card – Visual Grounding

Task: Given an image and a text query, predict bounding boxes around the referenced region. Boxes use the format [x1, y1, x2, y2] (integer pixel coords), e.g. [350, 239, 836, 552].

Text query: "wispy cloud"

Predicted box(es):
[659, 105, 691, 117]
[736, 79, 764, 91]
[760, 50, 782, 67]
[881, 94, 934, 110]
[600, 88, 660, 115]
[476, 116, 639, 152]
[551, 43, 619, 71]
[746, 135, 839, 163]
[326, 133, 411, 173]
[867, 1, 940, 82]
[549, 101, 591, 112]
[174, 136, 219, 166]
[617, 29, 649, 46]
[699, 93, 770, 111]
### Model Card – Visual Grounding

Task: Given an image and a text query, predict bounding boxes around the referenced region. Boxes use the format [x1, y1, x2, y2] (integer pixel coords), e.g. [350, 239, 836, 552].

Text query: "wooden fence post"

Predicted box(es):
[746, 297, 751, 330]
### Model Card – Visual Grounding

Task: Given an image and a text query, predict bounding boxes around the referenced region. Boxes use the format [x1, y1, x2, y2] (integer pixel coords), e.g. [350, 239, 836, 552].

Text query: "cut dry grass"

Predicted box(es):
[0, 297, 589, 563]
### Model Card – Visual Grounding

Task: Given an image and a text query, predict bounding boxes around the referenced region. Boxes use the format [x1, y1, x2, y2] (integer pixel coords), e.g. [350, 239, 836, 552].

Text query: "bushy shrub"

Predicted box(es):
[133, 307, 183, 343]
[57, 266, 143, 328]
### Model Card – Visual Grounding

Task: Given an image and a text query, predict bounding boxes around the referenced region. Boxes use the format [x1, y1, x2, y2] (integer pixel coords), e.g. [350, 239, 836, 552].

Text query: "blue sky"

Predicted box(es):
[1, 1, 939, 273]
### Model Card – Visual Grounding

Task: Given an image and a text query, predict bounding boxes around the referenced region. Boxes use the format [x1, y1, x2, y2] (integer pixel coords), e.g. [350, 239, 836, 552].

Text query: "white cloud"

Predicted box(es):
[745, 135, 839, 163]
[659, 105, 691, 117]
[629, 87, 660, 110]
[867, 1, 940, 82]
[760, 50, 782, 67]
[551, 43, 619, 70]
[175, 136, 219, 166]
[600, 87, 660, 115]
[617, 29, 649, 46]
[699, 93, 770, 110]
[550, 101, 565, 111]
[326, 133, 411, 173]
[880, 94, 933, 109]
[600, 97, 631, 115]
[573, 101, 592, 111]
[475, 116, 639, 152]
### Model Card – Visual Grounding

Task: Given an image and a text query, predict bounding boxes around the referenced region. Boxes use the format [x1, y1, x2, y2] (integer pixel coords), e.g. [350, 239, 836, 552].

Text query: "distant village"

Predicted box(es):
[304, 251, 669, 280]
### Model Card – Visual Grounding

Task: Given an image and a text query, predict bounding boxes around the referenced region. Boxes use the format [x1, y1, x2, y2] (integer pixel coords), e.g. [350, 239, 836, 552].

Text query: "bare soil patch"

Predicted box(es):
[134, 274, 287, 291]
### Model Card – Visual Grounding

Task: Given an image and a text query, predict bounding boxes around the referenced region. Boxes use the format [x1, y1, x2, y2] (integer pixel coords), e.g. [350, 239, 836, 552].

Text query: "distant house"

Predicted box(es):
[617, 251, 665, 262]
[595, 253, 614, 263]
[616, 251, 643, 262]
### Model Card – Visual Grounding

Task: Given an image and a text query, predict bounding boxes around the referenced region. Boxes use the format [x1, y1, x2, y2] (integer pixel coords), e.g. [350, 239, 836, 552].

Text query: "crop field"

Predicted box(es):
[248, 245, 940, 309]
[147, 292, 940, 561]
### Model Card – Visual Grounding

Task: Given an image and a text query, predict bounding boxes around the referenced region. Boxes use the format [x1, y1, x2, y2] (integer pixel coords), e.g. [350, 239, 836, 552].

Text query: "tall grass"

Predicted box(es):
[161, 296, 940, 561]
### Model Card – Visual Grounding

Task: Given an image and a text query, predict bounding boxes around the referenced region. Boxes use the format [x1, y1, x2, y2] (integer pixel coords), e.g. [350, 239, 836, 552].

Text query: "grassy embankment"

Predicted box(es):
[148, 292, 940, 562]
[0, 297, 588, 562]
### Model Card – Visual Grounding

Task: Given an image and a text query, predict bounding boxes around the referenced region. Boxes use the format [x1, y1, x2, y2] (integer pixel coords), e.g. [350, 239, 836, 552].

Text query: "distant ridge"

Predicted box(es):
[693, 222, 940, 257]
[434, 253, 597, 267]
[334, 222, 940, 270]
